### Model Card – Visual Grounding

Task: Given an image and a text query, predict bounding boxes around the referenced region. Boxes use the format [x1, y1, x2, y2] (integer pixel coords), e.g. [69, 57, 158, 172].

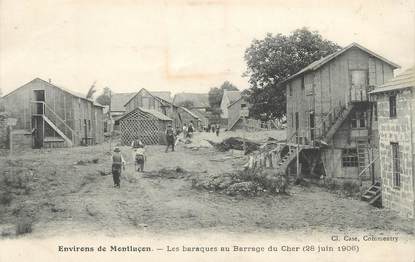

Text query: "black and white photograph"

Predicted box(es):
[0, 0, 414, 261]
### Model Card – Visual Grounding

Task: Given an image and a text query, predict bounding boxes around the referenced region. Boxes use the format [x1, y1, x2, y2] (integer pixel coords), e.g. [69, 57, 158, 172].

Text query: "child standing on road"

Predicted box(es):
[111, 147, 126, 188]
[165, 124, 175, 152]
[134, 144, 146, 172]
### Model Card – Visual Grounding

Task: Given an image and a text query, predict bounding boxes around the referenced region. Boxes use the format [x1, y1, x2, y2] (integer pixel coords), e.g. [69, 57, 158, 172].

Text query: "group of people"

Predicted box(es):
[205, 123, 220, 136]
[181, 122, 195, 139]
[111, 121, 219, 188]
[110, 139, 146, 188]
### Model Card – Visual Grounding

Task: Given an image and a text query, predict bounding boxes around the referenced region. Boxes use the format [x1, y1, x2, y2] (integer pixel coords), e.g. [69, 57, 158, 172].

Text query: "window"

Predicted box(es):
[288, 84, 292, 96]
[241, 103, 247, 108]
[373, 103, 378, 121]
[391, 143, 401, 188]
[88, 120, 91, 131]
[342, 148, 358, 167]
[389, 95, 397, 118]
[351, 111, 366, 128]
[301, 77, 305, 90]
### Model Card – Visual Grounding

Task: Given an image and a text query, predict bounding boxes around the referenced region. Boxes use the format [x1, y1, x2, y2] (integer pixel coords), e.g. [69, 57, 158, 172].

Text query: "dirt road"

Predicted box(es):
[0, 131, 414, 238]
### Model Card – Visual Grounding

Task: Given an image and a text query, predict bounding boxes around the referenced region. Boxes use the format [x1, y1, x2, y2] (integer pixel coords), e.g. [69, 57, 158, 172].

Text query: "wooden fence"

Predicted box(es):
[244, 118, 286, 131]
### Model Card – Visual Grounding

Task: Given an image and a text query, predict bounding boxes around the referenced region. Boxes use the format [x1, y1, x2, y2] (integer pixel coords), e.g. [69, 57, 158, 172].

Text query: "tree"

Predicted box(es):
[86, 81, 97, 99]
[96, 87, 111, 106]
[244, 27, 341, 119]
[177, 100, 195, 109]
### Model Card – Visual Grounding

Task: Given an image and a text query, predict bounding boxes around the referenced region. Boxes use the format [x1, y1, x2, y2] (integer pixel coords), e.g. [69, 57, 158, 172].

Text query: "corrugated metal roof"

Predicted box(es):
[140, 107, 173, 121]
[3, 78, 105, 107]
[281, 42, 400, 85]
[110, 92, 136, 112]
[173, 92, 209, 108]
[370, 67, 415, 94]
[151, 91, 172, 103]
[118, 107, 172, 122]
[179, 106, 200, 120]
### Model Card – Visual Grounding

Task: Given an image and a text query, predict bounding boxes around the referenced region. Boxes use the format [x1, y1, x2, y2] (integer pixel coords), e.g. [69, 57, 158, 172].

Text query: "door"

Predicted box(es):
[32, 116, 44, 148]
[350, 70, 368, 101]
[33, 90, 45, 114]
[309, 112, 315, 141]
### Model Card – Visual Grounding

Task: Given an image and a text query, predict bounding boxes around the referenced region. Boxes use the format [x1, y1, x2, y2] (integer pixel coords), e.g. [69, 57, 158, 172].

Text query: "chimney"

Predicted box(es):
[48, 78, 51, 83]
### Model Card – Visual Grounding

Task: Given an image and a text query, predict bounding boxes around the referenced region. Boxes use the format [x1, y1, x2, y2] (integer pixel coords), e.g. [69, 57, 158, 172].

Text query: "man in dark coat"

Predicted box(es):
[112, 147, 126, 188]
[165, 124, 175, 152]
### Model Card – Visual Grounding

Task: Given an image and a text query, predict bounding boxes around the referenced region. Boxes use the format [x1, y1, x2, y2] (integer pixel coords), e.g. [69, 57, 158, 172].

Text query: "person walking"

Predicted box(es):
[182, 123, 188, 139]
[134, 146, 146, 172]
[187, 122, 194, 138]
[215, 124, 220, 136]
[165, 124, 175, 152]
[111, 147, 126, 188]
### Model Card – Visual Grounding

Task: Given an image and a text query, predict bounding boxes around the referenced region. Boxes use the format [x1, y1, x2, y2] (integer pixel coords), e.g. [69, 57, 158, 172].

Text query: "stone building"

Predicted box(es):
[370, 67, 415, 218]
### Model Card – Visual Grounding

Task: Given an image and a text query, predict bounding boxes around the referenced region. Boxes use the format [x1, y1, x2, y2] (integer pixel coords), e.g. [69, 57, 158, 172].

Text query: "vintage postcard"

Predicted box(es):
[0, 0, 414, 261]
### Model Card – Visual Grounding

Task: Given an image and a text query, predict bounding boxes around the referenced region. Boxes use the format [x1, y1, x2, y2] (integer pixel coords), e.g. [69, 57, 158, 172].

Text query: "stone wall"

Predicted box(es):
[375, 88, 414, 218]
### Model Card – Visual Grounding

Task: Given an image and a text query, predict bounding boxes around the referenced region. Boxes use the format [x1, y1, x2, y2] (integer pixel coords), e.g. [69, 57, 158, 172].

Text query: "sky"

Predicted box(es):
[1, 0, 414, 97]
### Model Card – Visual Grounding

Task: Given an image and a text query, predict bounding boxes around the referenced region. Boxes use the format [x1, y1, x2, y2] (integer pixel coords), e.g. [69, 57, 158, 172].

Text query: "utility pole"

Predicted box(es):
[7, 118, 17, 157]
[296, 130, 300, 180]
[108, 88, 112, 153]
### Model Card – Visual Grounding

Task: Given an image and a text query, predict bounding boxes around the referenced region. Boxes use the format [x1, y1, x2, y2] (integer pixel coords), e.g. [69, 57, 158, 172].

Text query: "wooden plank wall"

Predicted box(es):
[126, 89, 164, 113]
[285, 47, 396, 144]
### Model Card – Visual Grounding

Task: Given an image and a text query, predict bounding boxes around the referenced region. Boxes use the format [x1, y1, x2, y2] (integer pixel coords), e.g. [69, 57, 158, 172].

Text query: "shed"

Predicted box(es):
[119, 107, 173, 145]
[227, 97, 250, 130]
[2, 78, 105, 148]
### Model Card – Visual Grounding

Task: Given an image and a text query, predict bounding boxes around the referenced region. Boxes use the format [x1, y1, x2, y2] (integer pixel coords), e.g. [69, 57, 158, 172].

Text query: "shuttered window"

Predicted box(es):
[391, 142, 401, 188]
[389, 95, 397, 118]
[342, 148, 358, 167]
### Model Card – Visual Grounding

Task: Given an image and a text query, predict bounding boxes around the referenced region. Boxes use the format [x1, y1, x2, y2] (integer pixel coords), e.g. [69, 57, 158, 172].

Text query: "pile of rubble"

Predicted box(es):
[191, 168, 288, 197]
[206, 137, 260, 154]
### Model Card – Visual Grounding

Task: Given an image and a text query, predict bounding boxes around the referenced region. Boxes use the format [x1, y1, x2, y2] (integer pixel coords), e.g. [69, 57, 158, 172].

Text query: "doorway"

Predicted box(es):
[309, 112, 315, 141]
[33, 90, 45, 114]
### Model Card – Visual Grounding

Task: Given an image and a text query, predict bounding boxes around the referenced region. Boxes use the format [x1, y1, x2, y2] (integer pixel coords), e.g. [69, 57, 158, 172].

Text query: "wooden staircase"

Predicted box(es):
[322, 104, 354, 143]
[357, 139, 370, 179]
[276, 145, 300, 173]
[32, 101, 77, 148]
[43, 115, 73, 147]
[361, 181, 382, 206]
[247, 143, 304, 177]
